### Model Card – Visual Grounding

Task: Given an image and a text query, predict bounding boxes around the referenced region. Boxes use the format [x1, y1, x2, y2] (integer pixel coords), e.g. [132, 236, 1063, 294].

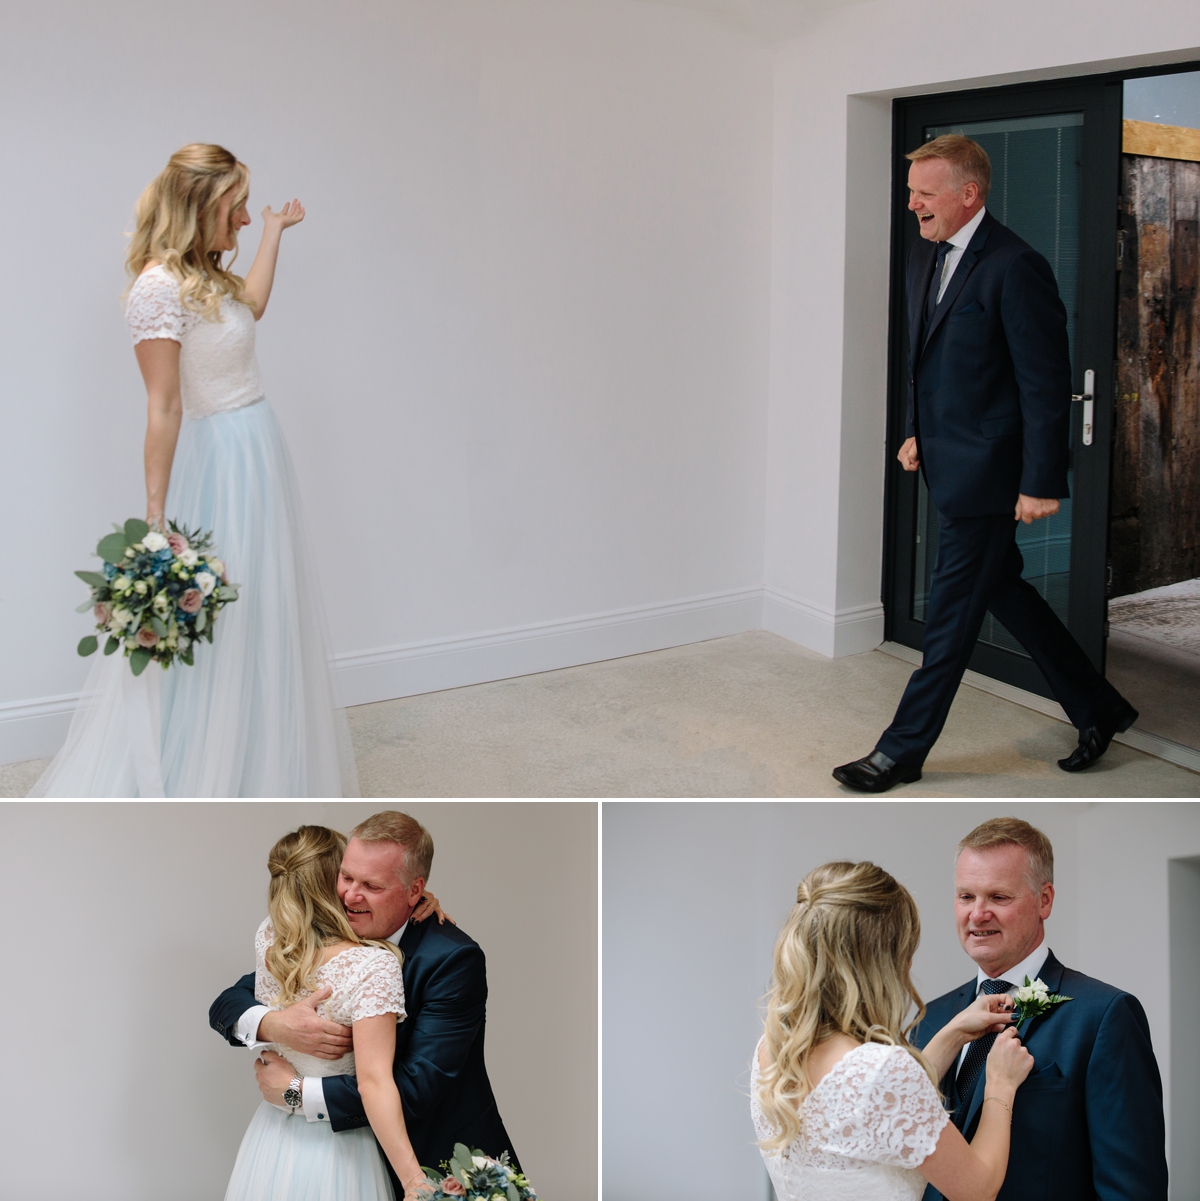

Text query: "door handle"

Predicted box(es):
[1071, 369, 1094, 446]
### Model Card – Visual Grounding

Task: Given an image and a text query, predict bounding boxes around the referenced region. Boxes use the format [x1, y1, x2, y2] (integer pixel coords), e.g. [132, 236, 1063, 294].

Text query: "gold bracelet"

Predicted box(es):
[983, 1096, 1012, 1119]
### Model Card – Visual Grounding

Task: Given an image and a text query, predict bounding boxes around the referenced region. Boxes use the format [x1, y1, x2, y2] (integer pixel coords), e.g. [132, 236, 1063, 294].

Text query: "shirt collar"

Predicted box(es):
[947, 205, 987, 251]
[976, 941, 1049, 993]
[387, 920, 408, 946]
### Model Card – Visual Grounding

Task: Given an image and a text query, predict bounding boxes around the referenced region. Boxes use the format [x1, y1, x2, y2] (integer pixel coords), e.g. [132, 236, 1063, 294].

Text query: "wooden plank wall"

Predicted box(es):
[1111, 153, 1200, 597]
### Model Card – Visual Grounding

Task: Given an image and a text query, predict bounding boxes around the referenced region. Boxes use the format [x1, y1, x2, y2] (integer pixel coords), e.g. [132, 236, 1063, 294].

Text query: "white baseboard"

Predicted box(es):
[879, 640, 1200, 775]
[0, 587, 765, 766]
[762, 588, 885, 658]
[331, 587, 765, 708]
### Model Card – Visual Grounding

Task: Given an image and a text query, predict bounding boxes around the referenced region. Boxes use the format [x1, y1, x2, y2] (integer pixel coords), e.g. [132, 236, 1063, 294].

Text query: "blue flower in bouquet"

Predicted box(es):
[74, 517, 239, 676]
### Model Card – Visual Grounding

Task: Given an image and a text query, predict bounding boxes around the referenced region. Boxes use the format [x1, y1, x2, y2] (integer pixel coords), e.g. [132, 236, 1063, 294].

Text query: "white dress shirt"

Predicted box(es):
[238, 920, 408, 1122]
[936, 206, 987, 302]
[956, 940, 1050, 1073]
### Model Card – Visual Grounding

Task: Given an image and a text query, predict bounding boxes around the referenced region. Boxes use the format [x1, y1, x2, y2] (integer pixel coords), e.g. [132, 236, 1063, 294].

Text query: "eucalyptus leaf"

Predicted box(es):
[454, 1145, 473, 1170]
[216, 585, 238, 601]
[124, 517, 150, 544]
[97, 533, 128, 564]
[181, 644, 194, 667]
[75, 570, 109, 588]
[104, 636, 120, 656]
[76, 599, 94, 613]
[508, 1184, 520, 1201]
[77, 635, 98, 657]
[130, 648, 152, 676]
[150, 615, 168, 638]
[195, 608, 207, 633]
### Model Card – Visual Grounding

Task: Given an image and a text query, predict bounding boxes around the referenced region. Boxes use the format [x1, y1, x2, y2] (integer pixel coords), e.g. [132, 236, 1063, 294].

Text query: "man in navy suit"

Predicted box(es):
[834, 134, 1136, 793]
[911, 817, 1166, 1201]
[209, 811, 518, 1196]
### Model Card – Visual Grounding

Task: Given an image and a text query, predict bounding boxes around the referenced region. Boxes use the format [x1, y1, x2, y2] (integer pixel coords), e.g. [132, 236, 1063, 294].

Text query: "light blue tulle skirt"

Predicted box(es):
[224, 1102, 395, 1201]
[32, 399, 358, 797]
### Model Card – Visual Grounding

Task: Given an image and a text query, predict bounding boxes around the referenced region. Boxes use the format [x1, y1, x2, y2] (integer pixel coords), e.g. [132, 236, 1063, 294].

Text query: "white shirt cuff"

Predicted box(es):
[303, 1076, 330, 1122]
[236, 1005, 273, 1049]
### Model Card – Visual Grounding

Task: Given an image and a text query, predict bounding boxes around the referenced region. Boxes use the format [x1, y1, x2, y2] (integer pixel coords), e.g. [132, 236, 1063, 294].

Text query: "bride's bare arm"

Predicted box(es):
[918, 1028, 1033, 1201]
[241, 201, 304, 320]
[353, 1014, 429, 1197]
[135, 338, 183, 527]
[921, 994, 1015, 1080]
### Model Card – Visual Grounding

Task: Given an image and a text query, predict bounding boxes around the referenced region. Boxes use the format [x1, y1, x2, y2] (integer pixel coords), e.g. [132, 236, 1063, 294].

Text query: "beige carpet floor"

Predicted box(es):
[6, 632, 1196, 797]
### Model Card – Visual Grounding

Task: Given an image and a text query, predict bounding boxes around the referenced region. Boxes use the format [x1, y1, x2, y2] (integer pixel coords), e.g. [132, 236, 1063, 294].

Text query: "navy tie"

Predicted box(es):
[956, 978, 1013, 1101]
[924, 240, 954, 328]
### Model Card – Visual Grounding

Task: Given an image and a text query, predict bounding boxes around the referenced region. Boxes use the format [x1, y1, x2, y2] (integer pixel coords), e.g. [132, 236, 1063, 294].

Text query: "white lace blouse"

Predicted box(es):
[751, 1041, 949, 1201]
[125, 265, 265, 419]
[254, 918, 406, 1084]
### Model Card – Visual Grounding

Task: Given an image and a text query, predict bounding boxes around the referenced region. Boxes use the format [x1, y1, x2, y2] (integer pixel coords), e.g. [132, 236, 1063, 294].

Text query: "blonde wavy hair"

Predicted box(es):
[756, 861, 939, 1152]
[126, 143, 251, 320]
[265, 825, 405, 1008]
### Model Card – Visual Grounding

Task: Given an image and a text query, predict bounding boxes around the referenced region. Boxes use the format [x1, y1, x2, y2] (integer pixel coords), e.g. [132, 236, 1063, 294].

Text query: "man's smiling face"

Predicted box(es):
[337, 836, 424, 941]
[908, 156, 980, 243]
[954, 844, 1054, 978]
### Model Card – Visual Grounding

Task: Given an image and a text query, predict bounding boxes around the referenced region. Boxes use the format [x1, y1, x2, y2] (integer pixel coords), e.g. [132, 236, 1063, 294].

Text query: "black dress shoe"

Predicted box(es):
[1057, 700, 1139, 772]
[832, 749, 922, 793]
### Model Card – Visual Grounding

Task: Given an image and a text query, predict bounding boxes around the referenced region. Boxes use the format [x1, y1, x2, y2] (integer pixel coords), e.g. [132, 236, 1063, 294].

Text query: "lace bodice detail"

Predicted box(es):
[254, 918, 406, 1080]
[751, 1042, 948, 1201]
[125, 265, 265, 419]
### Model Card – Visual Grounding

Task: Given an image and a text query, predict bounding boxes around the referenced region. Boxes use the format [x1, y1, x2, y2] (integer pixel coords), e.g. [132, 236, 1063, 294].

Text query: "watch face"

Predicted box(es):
[283, 1087, 302, 1110]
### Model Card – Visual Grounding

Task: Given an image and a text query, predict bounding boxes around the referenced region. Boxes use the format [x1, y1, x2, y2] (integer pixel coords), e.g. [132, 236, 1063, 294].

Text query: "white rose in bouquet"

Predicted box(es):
[179, 547, 200, 567]
[142, 530, 169, 552]
[195, 571, 217, 597]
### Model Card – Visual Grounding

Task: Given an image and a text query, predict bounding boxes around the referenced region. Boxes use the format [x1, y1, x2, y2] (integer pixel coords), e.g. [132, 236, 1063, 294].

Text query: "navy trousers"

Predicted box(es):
[876, 512, 1126, 767]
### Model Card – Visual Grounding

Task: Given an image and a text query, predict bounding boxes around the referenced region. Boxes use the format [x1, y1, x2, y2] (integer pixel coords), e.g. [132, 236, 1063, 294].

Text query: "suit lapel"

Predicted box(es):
[921, 212, 995, 352]
[960, 949, 1066, 1134]
[909, 241, 936, 367]
[930, 980, 978, 1121]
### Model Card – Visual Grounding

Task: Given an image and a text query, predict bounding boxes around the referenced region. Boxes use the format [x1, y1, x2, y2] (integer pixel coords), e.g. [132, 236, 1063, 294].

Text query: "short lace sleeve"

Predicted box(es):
[125, 267, 189, 344]
[347, 949, 406, 1023]
[254, 918, 282, 1008]
[828, 1045, 948, 1168]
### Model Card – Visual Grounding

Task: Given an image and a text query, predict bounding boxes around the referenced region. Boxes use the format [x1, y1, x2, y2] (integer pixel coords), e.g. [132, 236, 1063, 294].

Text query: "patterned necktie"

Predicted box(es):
[924, 240, 954, 327]
[955, 977, 1013, 1101]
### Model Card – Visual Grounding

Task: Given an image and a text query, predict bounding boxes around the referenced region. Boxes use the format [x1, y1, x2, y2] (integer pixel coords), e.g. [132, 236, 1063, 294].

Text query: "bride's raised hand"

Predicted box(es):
[411, 889, 456, 926]
[953, 992, 1016, 1041]
[985, 1025, 1034, 1090]
[261, 199, 305, 231]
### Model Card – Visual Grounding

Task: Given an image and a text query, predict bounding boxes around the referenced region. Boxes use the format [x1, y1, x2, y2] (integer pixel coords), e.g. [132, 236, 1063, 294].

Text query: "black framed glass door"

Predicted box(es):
[884, 78, 1124, 699]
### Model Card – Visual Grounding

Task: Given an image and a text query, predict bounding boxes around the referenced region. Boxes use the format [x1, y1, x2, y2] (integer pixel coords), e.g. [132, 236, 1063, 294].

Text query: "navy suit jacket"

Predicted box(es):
[907, 212, 1072, 517]
[911, 951, 1166, 1201]
[209, 916, 518, 1191]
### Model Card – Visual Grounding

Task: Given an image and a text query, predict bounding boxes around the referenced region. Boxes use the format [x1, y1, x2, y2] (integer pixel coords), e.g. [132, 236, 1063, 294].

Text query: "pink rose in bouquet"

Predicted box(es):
[166, 532, 189, 555]
[440, 1180, 466, 1196]
[136, 625, 159, 648]
[180, 588, 204, 614]
[94, 603, 112, 625]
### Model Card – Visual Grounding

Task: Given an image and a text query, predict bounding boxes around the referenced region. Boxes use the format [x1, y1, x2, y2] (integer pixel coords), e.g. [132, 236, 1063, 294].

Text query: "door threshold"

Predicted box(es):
[878, 641, 1200, 776]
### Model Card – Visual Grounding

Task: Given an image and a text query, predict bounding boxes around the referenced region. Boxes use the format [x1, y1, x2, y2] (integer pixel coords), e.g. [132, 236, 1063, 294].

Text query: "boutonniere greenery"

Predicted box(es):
[1011, 975, 1072, 1031]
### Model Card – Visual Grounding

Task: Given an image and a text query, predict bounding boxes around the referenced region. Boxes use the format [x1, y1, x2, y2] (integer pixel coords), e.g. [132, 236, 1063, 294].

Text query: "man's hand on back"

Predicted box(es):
[255, 1049, 298, 1107]
[257, 985, 353, 1059]
[1015, 494, 1060, 524]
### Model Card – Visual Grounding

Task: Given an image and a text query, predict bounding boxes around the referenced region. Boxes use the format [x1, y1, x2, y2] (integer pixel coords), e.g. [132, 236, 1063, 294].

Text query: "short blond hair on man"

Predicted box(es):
[351, 810, 434, 887]
[957, 817, 1054, 889]
[907, 134, 992, 203]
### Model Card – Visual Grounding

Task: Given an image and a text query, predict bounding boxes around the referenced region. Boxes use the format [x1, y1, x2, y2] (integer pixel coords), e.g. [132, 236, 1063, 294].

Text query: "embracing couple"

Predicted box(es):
[753, 818, 1167, 1201]
[208, 810, 523, 1201]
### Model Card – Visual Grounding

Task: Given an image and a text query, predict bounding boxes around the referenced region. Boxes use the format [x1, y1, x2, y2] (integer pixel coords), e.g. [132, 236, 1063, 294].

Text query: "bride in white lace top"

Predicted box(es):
[753, 861, 1033, 1201]
[223, 825, 432, 1201]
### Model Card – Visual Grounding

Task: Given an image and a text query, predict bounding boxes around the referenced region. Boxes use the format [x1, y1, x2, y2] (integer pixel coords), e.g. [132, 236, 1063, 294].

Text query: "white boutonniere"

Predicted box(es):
[1011, 975, 1072, 1030]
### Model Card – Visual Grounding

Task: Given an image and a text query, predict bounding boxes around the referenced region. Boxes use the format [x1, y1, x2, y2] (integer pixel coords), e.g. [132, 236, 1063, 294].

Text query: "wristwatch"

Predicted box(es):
[283, 1074, 304, 1115]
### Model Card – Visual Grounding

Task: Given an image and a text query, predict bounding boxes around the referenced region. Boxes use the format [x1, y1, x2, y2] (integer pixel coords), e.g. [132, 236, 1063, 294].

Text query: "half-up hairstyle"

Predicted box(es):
[265, 825, 404, 1008]
[756, 861, 938, 1151]
[126, 143, 251, 320]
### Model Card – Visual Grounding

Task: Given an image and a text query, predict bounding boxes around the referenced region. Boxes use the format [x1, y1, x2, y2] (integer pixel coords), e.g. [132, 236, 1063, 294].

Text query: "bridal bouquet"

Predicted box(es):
[419, 1145, 537, 1201]
[74, 517, 239, 676]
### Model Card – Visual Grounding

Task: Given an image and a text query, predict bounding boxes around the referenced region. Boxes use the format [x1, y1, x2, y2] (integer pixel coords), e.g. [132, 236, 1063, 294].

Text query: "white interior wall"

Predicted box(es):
[603, 800, 1200, 1201]
[763, 0, 1200, 657]
[0, 800, 597, 1201]
[0, 0, 772, 762]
